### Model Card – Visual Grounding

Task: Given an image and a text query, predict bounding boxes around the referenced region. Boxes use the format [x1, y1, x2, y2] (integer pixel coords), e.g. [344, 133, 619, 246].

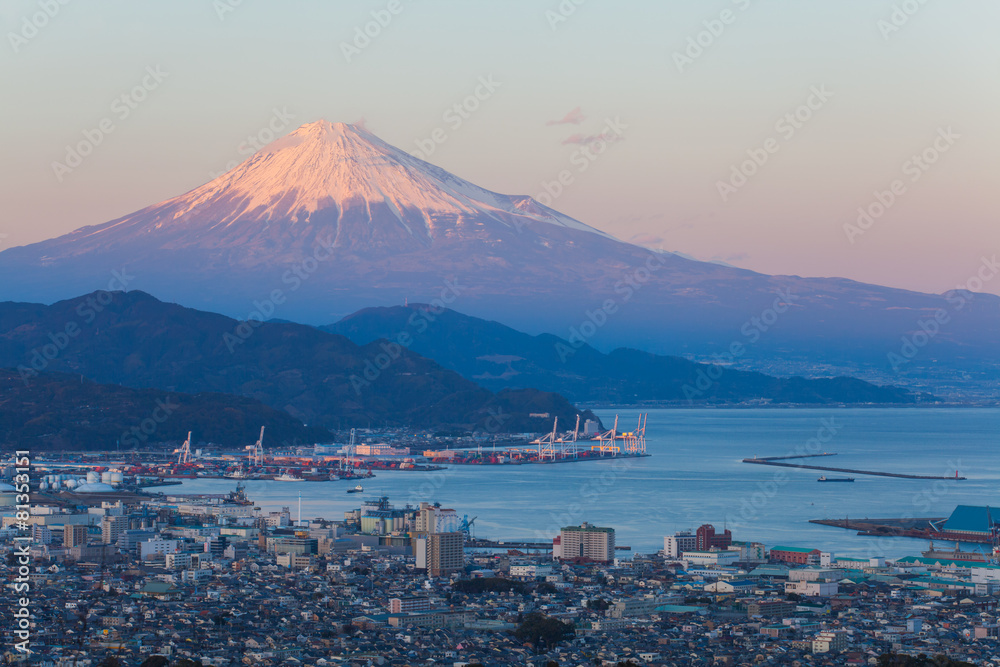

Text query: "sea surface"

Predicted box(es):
[170, 408, 1000, 560]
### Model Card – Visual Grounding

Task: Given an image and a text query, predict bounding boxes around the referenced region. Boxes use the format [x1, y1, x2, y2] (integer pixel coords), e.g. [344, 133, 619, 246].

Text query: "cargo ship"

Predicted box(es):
[921, 540, 999, 563]
[818, 476, 854, 482]
[346, 484, 363, 494]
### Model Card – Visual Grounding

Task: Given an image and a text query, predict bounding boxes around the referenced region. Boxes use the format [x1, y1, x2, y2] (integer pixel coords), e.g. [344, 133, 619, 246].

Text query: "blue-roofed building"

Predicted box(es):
[942, 505, 998, 537]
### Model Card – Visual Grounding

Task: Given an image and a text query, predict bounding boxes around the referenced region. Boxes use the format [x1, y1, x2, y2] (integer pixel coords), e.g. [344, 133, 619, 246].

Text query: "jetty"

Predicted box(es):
[743, 456, 965, 480]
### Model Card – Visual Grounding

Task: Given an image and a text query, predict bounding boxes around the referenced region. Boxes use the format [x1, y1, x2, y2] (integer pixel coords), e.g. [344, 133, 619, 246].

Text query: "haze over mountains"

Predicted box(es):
[1, 120, 997, 396]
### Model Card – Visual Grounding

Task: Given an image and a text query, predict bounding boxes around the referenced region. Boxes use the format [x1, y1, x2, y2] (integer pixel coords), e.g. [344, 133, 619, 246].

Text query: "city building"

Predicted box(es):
[139, 538, 179, 559]
[770, 545, 822, 565]
[416, 532, 464, 577]
[509, 564, 553, 578]
[812, 630, 848, 653]
[682, 550, 740, 568]
[785, 579, 839, 597]
[559, 522, 615, 563]
[354, 443, 409, 456]
[733, 541, 767, 562]
[415, 502, 460, 533]
[663, 531, 697, 558]
[389, 596, 438, 613]
[64, 524, 88, 547]
[266, 535, 319, 555]
[276, 552, 314, 569]
[696, 524, 732, 551]
[101, 516, 127, 545]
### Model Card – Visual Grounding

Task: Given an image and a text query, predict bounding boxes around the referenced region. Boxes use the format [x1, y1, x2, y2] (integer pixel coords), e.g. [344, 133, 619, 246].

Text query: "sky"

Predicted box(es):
[1, 0, 998, 296]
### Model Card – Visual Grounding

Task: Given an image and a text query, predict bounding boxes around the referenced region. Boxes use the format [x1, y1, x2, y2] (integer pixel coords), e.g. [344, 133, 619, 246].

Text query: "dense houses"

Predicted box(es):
[4, 489, 1000, 666]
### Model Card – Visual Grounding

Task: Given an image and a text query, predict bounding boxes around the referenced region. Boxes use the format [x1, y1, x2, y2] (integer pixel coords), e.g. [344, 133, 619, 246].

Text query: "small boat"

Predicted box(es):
[346, 484, 363, 494]
[274, 471, 305, 482]
[817, 476, 854, 482]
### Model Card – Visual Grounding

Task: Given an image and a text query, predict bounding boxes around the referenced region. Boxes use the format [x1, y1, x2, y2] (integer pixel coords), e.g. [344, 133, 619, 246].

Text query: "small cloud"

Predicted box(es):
[561, 130, 624, 146]
[546, 107, 586, 125]
[353, 117, 369, 131]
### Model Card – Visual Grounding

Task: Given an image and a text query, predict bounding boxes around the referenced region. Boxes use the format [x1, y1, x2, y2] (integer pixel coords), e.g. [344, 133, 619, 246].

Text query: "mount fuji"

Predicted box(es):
[2, 120, 998, 390]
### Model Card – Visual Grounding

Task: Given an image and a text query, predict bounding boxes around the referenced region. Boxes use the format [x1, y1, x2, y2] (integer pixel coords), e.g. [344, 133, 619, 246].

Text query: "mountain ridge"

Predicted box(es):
[325, 304, 921, 405]
[0, 290, 597, 432]
[2, 119, 998, 394]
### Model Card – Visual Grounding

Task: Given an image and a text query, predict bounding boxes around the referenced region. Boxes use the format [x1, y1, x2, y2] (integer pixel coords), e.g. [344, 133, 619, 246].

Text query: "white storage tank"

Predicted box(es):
[64, 479, 78, 489]
[101, 472, 113, 484]
[108, 471, 124, 485]
[87, 471, 100, 484]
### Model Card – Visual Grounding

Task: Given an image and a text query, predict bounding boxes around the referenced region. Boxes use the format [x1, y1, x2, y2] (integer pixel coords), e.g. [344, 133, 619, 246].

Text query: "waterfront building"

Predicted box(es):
[942, 505, 999, 539]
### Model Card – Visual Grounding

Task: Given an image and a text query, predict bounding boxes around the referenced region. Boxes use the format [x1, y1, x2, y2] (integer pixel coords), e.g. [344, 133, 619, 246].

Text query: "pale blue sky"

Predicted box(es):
[2, 0, 998, 295]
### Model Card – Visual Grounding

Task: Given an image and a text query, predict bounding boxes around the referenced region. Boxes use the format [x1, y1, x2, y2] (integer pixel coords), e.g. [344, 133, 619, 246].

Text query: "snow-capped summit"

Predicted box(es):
[64, 119, 613, 255]
[2, 119, 998, 377]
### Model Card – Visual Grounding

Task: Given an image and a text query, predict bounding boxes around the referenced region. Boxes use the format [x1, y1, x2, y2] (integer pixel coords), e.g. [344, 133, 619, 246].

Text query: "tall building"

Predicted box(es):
[663, 531, 697, 558]
[64, 524, 89, 547]
[695, 524, 732, 551]
[416, 502, 460, 534]
[559, 522, 615, 563]
[416, 532, 464, 577]
[102, 516, 128, 545]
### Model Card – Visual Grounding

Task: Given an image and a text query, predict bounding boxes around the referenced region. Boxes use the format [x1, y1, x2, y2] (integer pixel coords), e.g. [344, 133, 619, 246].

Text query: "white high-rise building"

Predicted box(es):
[663, 531, 697, 558]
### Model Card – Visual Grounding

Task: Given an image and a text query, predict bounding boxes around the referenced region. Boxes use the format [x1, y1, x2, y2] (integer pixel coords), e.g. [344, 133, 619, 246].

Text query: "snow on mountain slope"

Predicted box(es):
[45, 120, 616, 256]
[2, 120, 999, 388]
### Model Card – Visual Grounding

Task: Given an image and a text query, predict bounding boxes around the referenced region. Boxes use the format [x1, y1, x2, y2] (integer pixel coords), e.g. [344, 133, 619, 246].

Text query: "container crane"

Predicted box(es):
[175, 432, 192, 465]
